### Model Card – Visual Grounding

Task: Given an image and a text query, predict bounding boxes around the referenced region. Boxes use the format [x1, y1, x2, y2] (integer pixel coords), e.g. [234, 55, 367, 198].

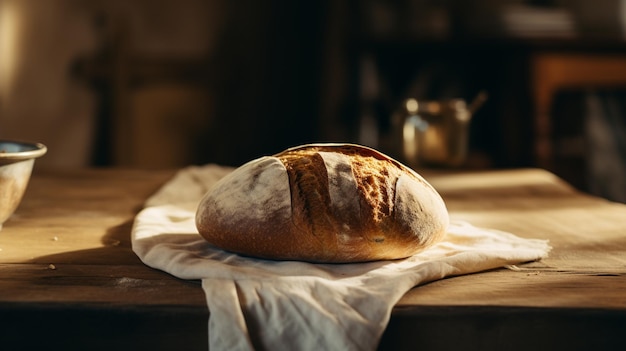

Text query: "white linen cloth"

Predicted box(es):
[132, 165, 551, 351]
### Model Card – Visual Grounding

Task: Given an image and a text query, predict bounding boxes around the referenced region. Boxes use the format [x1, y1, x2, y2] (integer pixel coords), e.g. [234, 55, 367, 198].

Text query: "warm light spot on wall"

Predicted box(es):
[0, 0, 21, 101]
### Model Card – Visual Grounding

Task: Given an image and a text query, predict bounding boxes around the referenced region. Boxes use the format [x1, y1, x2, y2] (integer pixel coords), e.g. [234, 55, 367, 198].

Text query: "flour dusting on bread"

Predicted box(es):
[197, 157, 291, 225]
[196, 143, 449, 263]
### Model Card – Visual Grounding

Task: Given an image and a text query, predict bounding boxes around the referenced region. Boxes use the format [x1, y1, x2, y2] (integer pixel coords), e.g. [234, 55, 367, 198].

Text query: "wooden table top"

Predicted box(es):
[1, 167, 625, 350]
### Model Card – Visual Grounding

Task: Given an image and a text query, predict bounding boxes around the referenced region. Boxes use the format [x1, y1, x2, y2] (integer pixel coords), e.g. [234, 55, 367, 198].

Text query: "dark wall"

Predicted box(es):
[201, 1, 328, 166]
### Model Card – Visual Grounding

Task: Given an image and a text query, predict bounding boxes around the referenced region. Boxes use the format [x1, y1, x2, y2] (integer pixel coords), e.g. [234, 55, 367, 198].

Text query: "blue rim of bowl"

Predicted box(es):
[0, 140, 47, 161]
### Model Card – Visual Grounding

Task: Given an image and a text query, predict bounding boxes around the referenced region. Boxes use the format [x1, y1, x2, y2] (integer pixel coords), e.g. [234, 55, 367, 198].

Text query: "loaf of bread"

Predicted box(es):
[195, 143, 449, 263]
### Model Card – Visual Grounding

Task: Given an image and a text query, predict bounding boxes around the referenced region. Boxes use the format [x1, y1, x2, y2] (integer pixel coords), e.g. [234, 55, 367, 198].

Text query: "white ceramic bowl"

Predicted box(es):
[0, 140, 47, 227]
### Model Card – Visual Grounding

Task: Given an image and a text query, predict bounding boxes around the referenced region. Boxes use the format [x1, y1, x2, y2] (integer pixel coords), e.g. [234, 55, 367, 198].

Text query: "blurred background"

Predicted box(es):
[0, 0, 625, 202]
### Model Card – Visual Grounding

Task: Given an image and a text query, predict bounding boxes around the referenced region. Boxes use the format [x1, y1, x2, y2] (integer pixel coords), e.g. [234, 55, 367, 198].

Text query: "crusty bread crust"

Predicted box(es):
[196, 144, 449, 263]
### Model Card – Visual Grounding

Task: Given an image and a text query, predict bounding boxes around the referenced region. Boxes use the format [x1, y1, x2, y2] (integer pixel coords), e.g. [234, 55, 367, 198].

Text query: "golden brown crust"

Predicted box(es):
[279, 151, 333, 247]
[196, 143, 449, 263]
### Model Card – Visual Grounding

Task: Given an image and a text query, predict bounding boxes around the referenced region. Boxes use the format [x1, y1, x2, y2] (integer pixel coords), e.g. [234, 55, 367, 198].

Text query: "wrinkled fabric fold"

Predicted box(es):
[132, 165, 551, 351]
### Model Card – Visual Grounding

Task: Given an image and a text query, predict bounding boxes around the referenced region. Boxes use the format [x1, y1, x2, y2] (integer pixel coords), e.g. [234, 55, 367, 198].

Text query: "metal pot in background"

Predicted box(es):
[386, 91, 487, 169]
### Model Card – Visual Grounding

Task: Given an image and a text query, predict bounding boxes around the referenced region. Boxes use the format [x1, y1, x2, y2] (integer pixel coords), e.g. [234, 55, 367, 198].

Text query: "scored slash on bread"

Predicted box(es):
[196, 144, 449, 263]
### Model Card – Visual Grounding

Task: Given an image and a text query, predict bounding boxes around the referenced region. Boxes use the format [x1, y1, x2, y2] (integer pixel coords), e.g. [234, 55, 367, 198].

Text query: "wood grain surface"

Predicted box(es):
[1, 167, 625, 350]
[400, 169, 626, 309]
